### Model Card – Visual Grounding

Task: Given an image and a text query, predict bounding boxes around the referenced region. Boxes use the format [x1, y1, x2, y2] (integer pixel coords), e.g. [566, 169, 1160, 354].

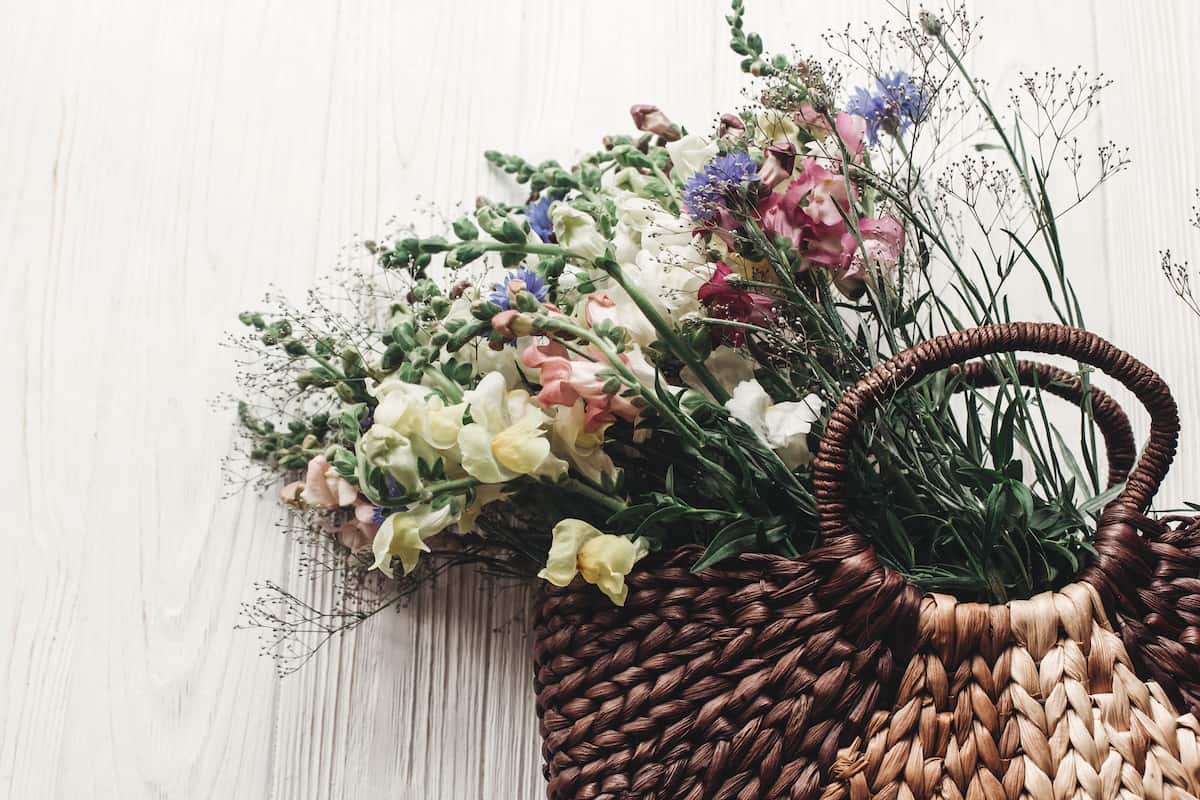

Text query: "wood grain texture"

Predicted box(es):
[2, 1, 1197, 798]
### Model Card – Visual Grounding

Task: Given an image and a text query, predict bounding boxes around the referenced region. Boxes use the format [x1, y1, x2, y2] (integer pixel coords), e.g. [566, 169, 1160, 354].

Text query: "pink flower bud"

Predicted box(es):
[630, 104, 680, 141]
[757, 141, 797, 192]
[718, 113, 746, 142]
[490, 309, 535, 338]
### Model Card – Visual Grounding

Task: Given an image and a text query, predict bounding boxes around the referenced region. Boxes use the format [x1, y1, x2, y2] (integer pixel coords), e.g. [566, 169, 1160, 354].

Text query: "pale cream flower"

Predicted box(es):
[751, 109, 801, 150]
[457, 372, 567, 484]
[360, 425, 423, 493]
[551, 203, 608, 261]
[725, 380, 823, 469]
[538, 519, 650, 605]
[665, 134, 719, 181]
[550, 401, 618, 484]
[371, 503, 457, 577]
[683, 345, 759, 399]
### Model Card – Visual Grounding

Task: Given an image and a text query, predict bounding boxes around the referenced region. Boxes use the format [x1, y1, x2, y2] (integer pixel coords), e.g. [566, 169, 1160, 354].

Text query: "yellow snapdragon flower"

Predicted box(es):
[538, 519, 649, 606]
[457, 372, 566, 484]
[371, 503, 457, 577]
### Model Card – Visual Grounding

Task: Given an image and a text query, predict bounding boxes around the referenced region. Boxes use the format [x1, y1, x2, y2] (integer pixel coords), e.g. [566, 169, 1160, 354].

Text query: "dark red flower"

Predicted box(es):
[697, 263, 776, 345]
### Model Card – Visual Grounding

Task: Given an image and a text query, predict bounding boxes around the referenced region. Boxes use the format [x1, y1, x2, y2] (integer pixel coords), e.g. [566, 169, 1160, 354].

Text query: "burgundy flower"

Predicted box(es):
[697, 263, 776, 345]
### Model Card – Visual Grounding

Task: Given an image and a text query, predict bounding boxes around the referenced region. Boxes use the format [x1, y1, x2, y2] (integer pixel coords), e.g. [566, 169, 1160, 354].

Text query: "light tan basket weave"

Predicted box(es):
[812, 324, 1200, 800]
[825, 584, 1200, 800]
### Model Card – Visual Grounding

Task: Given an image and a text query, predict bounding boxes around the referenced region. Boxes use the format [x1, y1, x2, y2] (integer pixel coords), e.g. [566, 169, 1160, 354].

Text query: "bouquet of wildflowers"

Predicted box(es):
[233, 2, 1166, 671]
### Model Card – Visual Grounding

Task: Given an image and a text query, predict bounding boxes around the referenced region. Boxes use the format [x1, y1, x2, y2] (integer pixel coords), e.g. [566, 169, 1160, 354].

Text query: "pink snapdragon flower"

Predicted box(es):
[300, 455, 358, 509]
[521, 342, 642, 431]
[831, 113, 867, 166]
[337, 497, 381, 554]
[757, 141, 797, 192]
[696, 263, 776, 346]
[756, 169, 904, 298]
[795, 104, 834, 137]
[786, 157, 855, 226]
[836, 216, 906, 296]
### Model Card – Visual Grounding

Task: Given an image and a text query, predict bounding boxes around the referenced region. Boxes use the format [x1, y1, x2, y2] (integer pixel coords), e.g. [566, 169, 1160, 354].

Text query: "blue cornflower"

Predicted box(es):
[525, 196, 556, 243]
[846, 70, 927, 145]
[371, 505, 388, 525]
[358, 408, 374, 433]
[489, 266, 548, 310]
[682, 152, 759, 223]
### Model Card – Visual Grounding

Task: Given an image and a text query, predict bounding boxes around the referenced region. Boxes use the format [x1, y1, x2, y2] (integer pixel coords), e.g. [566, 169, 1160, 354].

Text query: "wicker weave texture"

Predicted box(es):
[533, 548, 920, 800]
[824, 582, 1200, 800]
[532, 324, 1200, 799]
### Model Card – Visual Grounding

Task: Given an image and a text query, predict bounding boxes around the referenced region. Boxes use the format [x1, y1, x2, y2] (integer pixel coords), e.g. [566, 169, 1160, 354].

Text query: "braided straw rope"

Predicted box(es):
[824, 582, 1200, 800]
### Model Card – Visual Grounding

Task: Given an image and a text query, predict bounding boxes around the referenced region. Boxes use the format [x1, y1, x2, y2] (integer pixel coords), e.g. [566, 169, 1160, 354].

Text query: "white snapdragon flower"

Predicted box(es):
[361, 379, 467, 494]
[457, 372, 567, 484]
[725, 379, 823, 470]
[551, 203, 608, 261]
[665, 134, 719, 181]
[538, 519, 650, 606]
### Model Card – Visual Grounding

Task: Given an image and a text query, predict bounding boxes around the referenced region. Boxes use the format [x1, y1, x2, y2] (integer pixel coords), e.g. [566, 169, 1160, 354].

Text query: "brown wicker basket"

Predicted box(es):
[532, 322, 1200, 800]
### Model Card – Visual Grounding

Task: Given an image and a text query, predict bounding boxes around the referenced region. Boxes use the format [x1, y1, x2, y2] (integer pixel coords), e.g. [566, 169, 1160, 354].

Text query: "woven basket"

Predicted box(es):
[532, 323, 1200, 800]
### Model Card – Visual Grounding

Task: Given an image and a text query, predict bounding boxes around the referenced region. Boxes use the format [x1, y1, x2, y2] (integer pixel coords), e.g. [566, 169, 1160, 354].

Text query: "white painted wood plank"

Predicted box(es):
[4, 2, 1200, 799]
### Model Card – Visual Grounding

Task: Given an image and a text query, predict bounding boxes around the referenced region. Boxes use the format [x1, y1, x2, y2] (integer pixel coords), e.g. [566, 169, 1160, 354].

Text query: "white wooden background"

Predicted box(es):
[3, 1, 1199, 798]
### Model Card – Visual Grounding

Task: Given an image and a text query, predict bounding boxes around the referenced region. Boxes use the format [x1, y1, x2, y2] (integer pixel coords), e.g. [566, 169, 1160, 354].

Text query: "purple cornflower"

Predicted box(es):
[525, 196, 556, 242]
[682, 152, 759, 224]
[371, 505, 388, 525]
[846, 71, 927, 145]
[489, 266, 548, 310]
[358, 408, 374, 433]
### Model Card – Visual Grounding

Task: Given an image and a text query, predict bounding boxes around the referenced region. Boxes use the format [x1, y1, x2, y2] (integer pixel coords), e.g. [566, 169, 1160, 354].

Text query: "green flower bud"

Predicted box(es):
[342, 348, 368, 378]
[471, 300, 503, 321]
[278, 453, 309, 470]
[513, 290, 541, 313]
[238, 311, 266, 329]
[334, 381, 357, 403]
[381, 343, 406, 370]
[452, 241, 489, 265]
[452, 217, 479, 240]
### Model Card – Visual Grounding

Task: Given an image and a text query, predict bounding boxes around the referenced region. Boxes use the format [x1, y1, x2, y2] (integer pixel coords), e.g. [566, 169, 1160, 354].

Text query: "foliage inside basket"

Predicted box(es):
[229, 1, 1198, 673]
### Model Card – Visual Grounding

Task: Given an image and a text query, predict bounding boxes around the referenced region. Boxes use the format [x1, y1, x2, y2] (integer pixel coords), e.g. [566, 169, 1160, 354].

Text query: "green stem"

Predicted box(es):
[422, 366, 464, 403]
[404, 477, 480, 504]
[558, 478, 628, 515]
[303, 347, 346, 380]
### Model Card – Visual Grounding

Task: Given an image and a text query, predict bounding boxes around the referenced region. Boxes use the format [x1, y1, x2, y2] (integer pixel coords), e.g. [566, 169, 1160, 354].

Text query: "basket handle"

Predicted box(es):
[953, 358, 1136, 488]
[812, 323, 1179, 610]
